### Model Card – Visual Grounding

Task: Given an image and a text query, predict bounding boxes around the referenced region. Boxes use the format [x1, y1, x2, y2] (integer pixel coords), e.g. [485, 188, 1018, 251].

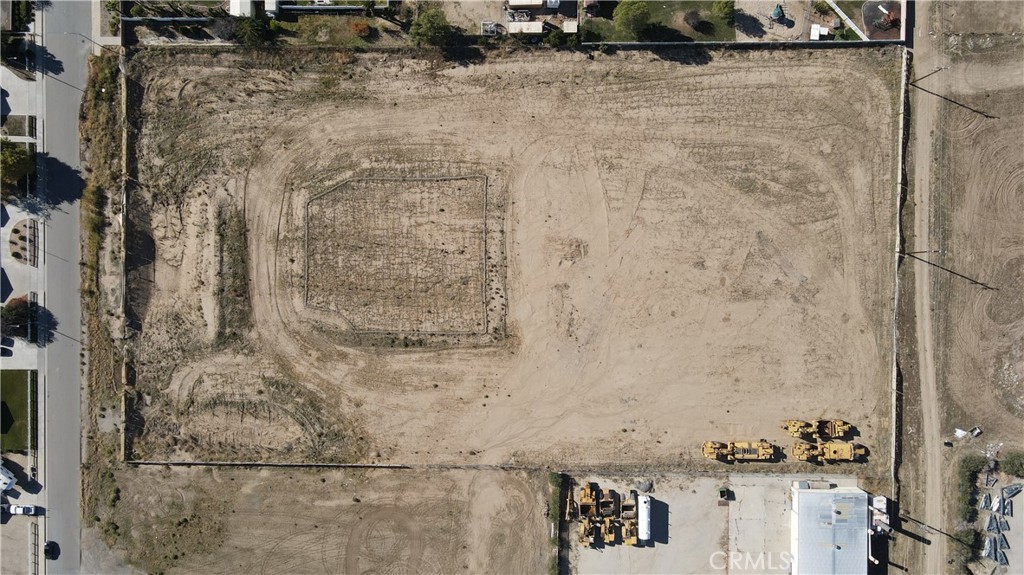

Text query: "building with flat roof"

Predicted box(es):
[790, 482, 869, 575]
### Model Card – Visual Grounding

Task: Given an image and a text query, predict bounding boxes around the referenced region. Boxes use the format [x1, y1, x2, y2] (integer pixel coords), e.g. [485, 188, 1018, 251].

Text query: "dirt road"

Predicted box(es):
[909, 1, 946, 572]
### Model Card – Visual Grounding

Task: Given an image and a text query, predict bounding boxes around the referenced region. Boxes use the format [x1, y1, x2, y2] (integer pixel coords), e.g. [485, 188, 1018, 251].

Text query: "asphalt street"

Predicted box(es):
[38, 2, 91, 573]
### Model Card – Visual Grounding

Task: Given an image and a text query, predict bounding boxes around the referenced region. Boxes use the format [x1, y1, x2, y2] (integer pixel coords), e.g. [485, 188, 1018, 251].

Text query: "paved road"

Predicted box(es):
[37, 2, 92, 573]
[908, 1, 946, 573]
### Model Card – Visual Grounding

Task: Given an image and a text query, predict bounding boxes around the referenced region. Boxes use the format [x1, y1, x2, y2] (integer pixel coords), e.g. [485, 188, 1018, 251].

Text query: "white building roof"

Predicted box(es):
[508, 0, 544, 6]
[507, 21, 545, 34]
[790, 483, 869, 575]
[562, 20, 578, 33]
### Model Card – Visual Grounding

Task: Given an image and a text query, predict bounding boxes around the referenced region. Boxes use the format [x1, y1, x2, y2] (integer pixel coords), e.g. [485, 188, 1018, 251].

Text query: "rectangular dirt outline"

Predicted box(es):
[303, 175, 491, 336]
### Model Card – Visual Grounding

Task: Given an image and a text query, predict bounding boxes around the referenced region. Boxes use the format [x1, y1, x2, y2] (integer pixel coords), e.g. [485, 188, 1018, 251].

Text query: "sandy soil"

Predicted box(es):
[931, 36, 1024, 440]
[124, 47, 901, 468]
[89, 466, 550, 575]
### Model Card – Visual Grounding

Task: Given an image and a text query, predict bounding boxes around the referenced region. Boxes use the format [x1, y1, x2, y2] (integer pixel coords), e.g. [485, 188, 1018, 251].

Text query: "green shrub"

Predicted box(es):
[950, 529, 978, 574]
[712, 0, 736, 25]
[409, 8, 451, 46]
[957, 454, 988, 523]
[612, 0, 650, 39]
[1002, 451, 1024, 477]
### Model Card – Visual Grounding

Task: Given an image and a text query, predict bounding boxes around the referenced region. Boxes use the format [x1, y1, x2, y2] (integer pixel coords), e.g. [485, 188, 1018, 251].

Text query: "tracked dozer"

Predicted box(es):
[819, 441, 867, 462]
[781, 420, 815, 438]
[792, 441, 821, 462]
[702, 441, 731, 461]
[814, 419, 853, 440]
[620, 491, 638, 545]
[729, 439, 777, 462]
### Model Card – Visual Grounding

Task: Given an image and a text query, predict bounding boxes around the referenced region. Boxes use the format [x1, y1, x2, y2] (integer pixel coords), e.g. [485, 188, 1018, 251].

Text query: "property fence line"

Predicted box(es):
[890, 46, 912, 503]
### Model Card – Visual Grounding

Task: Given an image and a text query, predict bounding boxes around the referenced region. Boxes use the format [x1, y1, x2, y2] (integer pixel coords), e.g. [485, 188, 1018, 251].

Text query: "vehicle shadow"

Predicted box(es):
[650, 497, 670, 545]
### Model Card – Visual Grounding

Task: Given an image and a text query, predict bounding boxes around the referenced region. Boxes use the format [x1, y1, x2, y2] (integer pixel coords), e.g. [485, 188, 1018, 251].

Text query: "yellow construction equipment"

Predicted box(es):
[702, 441, 731, 461]
[814, 419, 853, 440]
[578, 483, 598, 519]
[620, 491, 638, 545]
[703, 440, 778, 462]
[819, 441, 867, 462]
[791, 441, 821, 462]
[578, 518, 598, 546]
[602, 516, 617, 545]
[729, 439, 777, 462]
[599, 488, 619, 518]
[782, 420, 815, 437]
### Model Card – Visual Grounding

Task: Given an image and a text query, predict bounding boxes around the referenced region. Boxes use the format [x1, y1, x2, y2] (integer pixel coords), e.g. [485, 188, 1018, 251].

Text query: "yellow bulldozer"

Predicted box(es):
[576, 483, 600, 546]
[791, 441, 821, 462]
[814, 419, 853, 440]
[781, 420, 815, 438]
[819, 441, 867, 462]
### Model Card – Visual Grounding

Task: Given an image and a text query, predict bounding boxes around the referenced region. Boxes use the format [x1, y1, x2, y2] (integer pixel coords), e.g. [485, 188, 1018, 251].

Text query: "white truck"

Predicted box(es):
[637, 494, 652, 545]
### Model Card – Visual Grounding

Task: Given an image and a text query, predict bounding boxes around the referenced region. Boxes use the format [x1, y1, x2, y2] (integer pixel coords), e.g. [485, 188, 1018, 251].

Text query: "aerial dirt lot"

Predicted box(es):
[84, 466, 550, 575]
[931, 34, 1024, 439]
[123, 46, 901, 467]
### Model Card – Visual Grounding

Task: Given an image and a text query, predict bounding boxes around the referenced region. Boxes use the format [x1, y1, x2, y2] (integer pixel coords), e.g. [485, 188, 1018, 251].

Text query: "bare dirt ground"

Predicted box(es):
[931, 34, 1024, 439]
[85, 466, 550, 575]
[122, 46, 901, 469]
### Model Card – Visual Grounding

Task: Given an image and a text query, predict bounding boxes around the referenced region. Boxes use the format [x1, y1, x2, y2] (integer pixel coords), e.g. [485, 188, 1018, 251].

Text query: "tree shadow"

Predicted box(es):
[652, 46, 713, 66]
[693, 20, 716, 36]
[26, 41, 65, 76]
[734, 11, 766, 38]
[1, 87, 10, 119]
[32, 302, 58, 347]
[640, 24, 693, 42]
[440, 30, 485, 66]
[5, 152, 84, 217]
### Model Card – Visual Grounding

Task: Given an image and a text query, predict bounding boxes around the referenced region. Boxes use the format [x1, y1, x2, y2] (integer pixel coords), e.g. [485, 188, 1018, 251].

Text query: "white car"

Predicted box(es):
[9, 504, 37, 515]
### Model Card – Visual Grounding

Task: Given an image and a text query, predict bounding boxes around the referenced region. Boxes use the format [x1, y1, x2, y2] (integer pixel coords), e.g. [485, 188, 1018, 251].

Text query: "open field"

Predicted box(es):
[122, 46, 901, 468]
[0, 370, 35, 452]
[85, 466, 550, 575]
[931, 36, 1024, 442]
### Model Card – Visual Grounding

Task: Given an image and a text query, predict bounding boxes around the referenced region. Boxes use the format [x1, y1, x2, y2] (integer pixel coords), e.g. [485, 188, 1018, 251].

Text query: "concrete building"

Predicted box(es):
[229, 0, 254, 17]
[790, 481, 869, 575]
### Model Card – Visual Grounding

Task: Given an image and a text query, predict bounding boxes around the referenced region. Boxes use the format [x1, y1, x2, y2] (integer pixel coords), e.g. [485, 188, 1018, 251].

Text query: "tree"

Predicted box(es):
[612, 0, 650, 39]
[0, 298, 32, 340]
[1, 138, 34, 198]
[544, 28, 566, 48]
[409, 8, 451, 46]
[712, 0, 736, 25]
[234, 16, 270, 47]
[1003, 451, 1024, 478]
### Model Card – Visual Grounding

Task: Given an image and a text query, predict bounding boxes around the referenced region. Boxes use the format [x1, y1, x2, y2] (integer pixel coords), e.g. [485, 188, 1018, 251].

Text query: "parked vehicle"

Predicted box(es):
[9, 504, 37, 515]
